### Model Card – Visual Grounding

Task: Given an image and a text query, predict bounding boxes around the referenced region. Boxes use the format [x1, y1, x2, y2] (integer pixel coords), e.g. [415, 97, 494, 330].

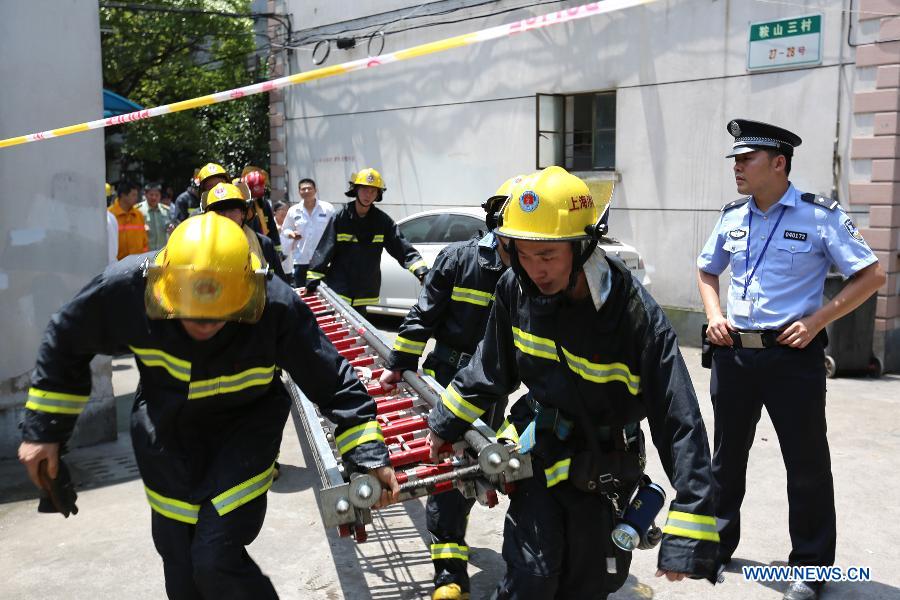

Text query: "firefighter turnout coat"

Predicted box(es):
[428, 255, 719, 579]
[387, 233, 505, 375]
[307, 202, 426, 307]
[22, 254, 389, 524]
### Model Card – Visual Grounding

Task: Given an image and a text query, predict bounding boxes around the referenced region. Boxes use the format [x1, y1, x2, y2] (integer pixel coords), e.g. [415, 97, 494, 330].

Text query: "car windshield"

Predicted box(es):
[400, 213, 485, 244]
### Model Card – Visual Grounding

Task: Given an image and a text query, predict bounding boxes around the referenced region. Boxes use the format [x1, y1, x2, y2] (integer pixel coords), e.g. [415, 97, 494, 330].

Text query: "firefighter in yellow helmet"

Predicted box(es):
[18, 212, 399, 598]
[202, 182, 287, 282]
[170, 162, 229, 228]
[425, 166, 719, 598]
[305, 167, 428, 308]
[377, 176, 519, 600]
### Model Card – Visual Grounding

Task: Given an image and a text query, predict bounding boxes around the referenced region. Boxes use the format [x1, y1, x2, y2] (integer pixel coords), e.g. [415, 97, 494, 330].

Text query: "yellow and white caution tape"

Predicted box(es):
[0, 0, 654, 150]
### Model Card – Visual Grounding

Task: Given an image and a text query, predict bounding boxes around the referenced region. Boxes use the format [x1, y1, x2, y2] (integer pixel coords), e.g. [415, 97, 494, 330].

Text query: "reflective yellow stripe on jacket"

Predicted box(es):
[430, 542, 469, 561]
[335, 421, 384, 455]
[187, 365, 275, 400]
[145, 486, 200, 524]
[25, 387, 90, 415]
[407, 259, 428, 273]
[393, 335, 426, 356]
[560, 347, 641, 396]
[336, 233, 357, 242]
[212, 463, 276, 516]
[495, 419, 520, 445]
[130, 346, 191, 382]
[662, 510, 721, 542]
[440, 384, 484, 424]
[307, 270, 325, 280]
[544, 457, 571, 488]
[352, 296, 380, 307]
[511, 327, 559, 362]
[372, 234, 384, 243]
[450, 286, 494, 307]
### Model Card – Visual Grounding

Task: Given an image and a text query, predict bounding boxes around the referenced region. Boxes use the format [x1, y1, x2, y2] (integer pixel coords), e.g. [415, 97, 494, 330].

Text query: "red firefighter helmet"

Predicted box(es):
[241, 167, 268, 198]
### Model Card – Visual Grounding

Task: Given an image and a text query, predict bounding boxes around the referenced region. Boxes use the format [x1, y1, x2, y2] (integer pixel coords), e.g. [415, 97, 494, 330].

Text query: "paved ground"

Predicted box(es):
[1, 318, 898, 599]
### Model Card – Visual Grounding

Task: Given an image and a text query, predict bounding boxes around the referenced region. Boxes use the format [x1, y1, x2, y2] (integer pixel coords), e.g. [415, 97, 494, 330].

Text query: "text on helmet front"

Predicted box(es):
[568, 195, 594, 211]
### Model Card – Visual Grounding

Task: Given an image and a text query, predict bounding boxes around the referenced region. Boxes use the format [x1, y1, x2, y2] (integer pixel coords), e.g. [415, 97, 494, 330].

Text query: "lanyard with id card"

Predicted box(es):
[735, 206, 786, 318]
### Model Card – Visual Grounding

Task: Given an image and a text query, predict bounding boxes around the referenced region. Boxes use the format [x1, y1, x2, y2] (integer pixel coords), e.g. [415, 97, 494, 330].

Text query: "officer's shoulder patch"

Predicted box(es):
[843, 218, 864, 242]
[800, 192, 839, 211]
[722, 197, 750, 212]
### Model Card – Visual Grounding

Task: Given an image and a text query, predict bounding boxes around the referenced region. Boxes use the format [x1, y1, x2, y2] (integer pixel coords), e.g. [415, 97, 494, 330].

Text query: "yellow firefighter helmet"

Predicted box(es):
[497, 166, 601, 242]
[196, 162, 229, 189]
[201, 182, 251, 213]
[145, 212, 266, 322]
[349, 168, 385, 190]
[482, 174, 526, 231]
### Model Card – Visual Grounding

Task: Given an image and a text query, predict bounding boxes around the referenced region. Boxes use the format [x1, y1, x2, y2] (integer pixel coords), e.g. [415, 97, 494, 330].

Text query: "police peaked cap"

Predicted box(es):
[726, 119, 802, 158]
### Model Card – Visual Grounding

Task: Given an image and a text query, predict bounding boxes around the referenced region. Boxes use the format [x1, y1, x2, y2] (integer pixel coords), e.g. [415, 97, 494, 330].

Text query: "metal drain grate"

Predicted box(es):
[72, 451, 141, 489]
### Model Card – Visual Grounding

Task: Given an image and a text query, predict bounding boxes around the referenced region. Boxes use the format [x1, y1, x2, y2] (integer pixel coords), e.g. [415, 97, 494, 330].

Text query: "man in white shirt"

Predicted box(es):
[282, 178, 334, 286]
[106, 211, 118, 264]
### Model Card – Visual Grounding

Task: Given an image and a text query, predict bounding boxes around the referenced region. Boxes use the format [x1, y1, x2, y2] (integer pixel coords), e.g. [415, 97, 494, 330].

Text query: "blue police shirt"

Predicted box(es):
[697, 184, 877, 330]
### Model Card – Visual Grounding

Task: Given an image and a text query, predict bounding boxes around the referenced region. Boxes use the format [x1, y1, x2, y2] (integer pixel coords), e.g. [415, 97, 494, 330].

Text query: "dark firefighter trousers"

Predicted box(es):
[151, 494, 278, 600]
[710, 337, 836, 567]
[490, 457, 632, 599]
[427, 358, 507, 592]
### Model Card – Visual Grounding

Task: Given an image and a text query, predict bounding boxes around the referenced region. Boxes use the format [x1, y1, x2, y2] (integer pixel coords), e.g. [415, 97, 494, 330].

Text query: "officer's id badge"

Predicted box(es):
[783, 230, 807, 241]
[519, 190, 539, 213]
[843, 218, 864, 242]
[728, 228, 747, 239]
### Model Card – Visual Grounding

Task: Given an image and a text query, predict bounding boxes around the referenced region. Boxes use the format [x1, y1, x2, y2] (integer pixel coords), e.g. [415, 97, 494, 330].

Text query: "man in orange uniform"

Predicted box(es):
[108, 180, 148, 260]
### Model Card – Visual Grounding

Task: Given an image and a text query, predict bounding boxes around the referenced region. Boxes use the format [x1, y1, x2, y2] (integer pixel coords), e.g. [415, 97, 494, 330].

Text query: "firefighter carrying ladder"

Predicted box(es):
[285, 282, 533, 542]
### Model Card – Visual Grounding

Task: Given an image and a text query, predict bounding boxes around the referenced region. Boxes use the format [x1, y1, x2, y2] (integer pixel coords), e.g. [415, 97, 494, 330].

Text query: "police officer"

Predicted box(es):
[304, 168, 428, 308]
[201, 181, 287, 283]
[697, 119, 885, 600]
[18, 212, 399, 599]
[378, 178, 518, 600]
[427, 166, 719, 598]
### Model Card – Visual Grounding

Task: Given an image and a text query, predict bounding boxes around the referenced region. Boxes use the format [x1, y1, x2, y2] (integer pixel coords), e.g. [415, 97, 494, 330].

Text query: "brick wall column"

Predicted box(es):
[267, 0, 288, 202]
[850, 0, 900, 371]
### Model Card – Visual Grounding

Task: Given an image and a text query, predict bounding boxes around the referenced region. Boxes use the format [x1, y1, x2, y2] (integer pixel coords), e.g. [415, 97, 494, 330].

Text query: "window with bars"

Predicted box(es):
[536, 91, 616, 171]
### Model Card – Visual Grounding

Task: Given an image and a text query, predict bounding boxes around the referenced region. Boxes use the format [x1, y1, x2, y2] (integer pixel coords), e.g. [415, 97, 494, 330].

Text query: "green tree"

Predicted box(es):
[101, 0, 271, 187]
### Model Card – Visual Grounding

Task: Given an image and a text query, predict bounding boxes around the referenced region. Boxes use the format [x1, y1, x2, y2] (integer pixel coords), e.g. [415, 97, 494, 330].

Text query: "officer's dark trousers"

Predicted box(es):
[427, 359, 507, 591]
[491, 468, 630, 599]
[710, 340, 836, 567]
[151, 495, 278, 599]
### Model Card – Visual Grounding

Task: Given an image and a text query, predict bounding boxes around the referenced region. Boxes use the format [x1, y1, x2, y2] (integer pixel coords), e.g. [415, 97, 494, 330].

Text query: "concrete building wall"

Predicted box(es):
[0, 0, 114, 456]
[282, 0, 855, 304]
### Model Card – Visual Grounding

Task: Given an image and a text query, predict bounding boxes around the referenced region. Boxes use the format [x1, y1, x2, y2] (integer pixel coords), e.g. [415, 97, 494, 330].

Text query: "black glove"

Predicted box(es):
[304, 279, 321, 294]
[414, 266, 429, 284]
[37, 459, 78, 518]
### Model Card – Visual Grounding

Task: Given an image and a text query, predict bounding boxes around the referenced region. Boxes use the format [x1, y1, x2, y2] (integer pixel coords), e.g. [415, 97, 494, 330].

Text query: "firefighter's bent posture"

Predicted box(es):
[18, 213, 398, 599]
[380, 179, 517, 600]
[427, 167, 719, 599]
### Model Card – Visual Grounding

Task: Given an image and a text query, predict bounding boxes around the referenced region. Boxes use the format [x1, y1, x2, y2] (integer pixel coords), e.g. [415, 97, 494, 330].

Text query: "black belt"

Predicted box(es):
[526, 396, 639, 444]
[431, 342, 472, 370]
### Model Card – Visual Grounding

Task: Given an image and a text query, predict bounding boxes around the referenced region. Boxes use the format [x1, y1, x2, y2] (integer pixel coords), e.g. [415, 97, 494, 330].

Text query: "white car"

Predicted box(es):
[368, 207, 652, 317]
